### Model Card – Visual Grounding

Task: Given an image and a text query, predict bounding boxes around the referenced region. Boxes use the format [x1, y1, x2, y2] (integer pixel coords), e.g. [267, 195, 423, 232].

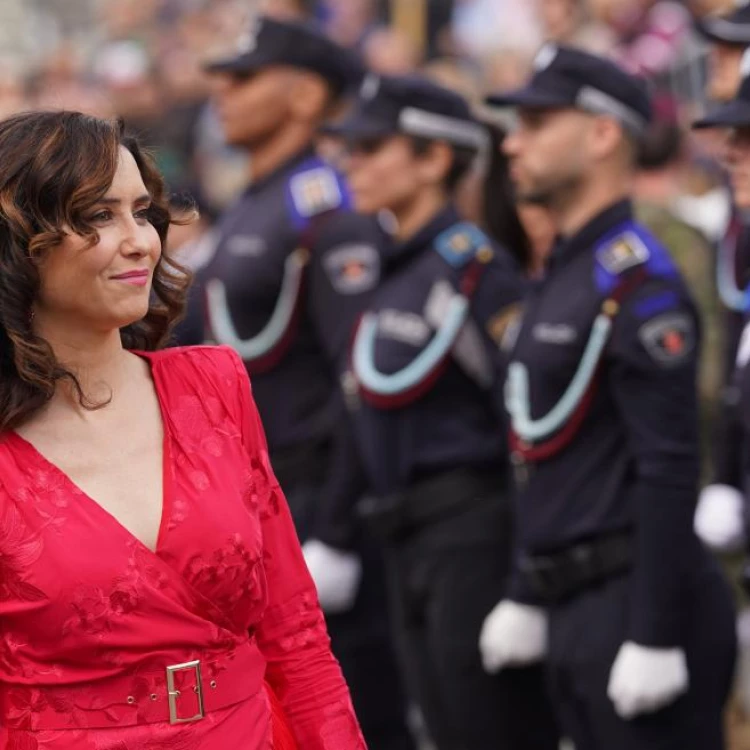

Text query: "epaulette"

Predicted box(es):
[593, 222, 676, 294]
[435, 222, 493, 268]
[286, 158, 350, 231]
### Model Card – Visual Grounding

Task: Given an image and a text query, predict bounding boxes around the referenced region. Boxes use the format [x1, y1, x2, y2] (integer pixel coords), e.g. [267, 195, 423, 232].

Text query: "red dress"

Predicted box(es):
[0, 346, 366, 749]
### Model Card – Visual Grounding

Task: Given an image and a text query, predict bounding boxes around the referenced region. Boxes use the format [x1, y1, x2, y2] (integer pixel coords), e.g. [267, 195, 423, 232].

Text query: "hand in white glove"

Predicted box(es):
[302, 540, 362, 615]
[607, 642, 689, 720]
[479, 600, 548, 673]
[694, 483, 746, 552]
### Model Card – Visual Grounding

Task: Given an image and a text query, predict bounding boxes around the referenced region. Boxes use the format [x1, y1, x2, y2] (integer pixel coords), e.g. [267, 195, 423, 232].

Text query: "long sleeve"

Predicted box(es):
[231, 349, 367, 748]
[608, 284, 702, 647]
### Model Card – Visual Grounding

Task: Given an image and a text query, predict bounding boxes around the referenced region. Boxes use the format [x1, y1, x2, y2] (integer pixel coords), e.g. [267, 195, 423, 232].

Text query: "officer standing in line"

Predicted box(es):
[480, 45, 737, 749]
[328, 74, 560, 750]
[694, 3, 750, 550]
[202, 17, 415, 750]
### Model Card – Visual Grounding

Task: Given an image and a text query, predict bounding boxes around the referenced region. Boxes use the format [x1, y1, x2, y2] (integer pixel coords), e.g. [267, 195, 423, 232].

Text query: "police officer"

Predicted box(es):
[202, 17, 415, 750]
[480, 45, 737, 749]
[328, 74, 559, 750]
[694, 45, 750, 709]
[694, 2, 750, 551]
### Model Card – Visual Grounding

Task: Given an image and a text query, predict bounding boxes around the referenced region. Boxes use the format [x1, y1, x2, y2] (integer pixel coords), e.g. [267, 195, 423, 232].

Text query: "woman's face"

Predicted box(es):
[35, 146, 162, 335]
[345, 135, 432, 215]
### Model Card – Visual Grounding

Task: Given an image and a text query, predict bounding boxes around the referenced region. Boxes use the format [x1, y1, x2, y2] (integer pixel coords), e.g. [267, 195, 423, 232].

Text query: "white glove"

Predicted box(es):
[694, 483, 746, 552]
[302, 540, 362, 614]
[479, 600, 548, 673]
[607, 642, 689, 720]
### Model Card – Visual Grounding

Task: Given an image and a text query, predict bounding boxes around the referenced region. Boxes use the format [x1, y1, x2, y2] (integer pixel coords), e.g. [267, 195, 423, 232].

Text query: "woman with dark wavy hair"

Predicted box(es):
[0, 111, 364, 749]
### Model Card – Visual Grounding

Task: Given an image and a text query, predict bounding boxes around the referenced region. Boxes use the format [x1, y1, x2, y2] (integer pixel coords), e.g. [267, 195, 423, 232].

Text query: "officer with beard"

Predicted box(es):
[480, 45, 737, 749]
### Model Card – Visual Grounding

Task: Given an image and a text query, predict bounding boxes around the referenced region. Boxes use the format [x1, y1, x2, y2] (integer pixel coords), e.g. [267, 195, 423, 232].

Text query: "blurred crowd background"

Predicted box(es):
[0, 0, 739, 418]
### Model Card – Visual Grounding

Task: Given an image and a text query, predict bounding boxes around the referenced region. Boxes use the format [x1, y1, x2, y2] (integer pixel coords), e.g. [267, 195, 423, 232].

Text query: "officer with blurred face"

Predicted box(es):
[694, 2, 750, 551]
[203, 17, 415, 750]
[328, 73, 560, 750]
[480, 45, 736, 749]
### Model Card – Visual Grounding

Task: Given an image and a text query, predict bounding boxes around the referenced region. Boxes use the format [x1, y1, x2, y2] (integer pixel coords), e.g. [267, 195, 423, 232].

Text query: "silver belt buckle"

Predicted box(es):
[166, 659, 205, 724]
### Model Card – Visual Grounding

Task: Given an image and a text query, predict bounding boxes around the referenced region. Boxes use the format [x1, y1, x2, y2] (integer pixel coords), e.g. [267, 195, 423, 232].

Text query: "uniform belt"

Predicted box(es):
[358, 466, 505, 541]
[0, 637, 266, 731]
[519, 530, 634, 604]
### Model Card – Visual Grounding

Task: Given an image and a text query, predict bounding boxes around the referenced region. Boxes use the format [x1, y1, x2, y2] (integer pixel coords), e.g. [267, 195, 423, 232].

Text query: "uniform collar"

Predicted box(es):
[245, 146, 317, 195]
[549, 199, 633, 270]
[388, 202, 459, 265]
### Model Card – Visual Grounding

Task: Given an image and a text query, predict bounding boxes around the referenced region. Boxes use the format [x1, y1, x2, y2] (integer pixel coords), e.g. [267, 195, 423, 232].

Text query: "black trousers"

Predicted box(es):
[547, 555, 737, 750]
[283, 481, 416, 750]
[384, 492, 560, 750]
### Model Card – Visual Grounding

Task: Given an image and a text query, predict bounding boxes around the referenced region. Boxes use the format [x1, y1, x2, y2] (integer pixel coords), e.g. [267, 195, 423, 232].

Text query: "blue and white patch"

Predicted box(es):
[323, 243, 380, 294]
[435, 222, 491, 268]
[289, 166, 343, 220]
[596, 231, 650, 275]
[593, 222, 678, 295]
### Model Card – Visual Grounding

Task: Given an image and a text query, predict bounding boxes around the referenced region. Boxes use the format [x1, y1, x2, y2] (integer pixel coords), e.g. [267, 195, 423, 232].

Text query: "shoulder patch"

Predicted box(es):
[637, 310, 695, 367]
[287, 162, 347, 229]
[593, 222, 679, 294]
[323, 243, 380, 295]
[595, 231, 650, 275]
[435, 222, 492, 268]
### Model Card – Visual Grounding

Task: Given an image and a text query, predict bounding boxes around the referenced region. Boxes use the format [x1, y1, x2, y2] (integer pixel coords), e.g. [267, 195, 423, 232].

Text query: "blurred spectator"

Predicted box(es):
[259, 0, 319, 21]
[482, 49, 535, 94]
[596, 0, 692, 78]
[422, 56, 483, 105]
[0, 66, 26, 120]
[633, 101, 723, 413]
[535, 0, 616, 55]
[452, 0, 542, 59]
[324, 0, 380, 48]
[364, 26, 421, 74]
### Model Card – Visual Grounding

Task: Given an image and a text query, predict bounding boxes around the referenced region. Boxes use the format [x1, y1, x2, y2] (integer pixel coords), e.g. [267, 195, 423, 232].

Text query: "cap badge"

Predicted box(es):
[741, 48, 750, 79]
[236, 15, 262, 55]
[533, 43, 558, 72]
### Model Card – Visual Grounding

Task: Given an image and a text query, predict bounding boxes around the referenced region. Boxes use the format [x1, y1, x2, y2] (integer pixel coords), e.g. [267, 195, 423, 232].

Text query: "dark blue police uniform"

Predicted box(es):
[504, 200, 736, 749]
[485, 46, 738, 749]
[695, 47, 750, 591]
[695, 3, 750, 528]
[202, 19, 415, 750]
[331, 75, 560, 750]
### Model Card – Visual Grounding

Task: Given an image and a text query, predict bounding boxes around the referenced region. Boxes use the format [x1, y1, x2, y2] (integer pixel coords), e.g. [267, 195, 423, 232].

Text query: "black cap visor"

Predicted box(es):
[694, 100, 750, 129]
[203, 49, 275, 75]
[322, 110, 398, 143]
[486, 84, 574, 111]
[695, 15, 750, 46]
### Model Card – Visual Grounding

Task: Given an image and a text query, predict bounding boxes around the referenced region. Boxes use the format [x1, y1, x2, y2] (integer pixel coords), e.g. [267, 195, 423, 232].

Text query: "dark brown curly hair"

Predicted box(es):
[0, 111, 191, 431]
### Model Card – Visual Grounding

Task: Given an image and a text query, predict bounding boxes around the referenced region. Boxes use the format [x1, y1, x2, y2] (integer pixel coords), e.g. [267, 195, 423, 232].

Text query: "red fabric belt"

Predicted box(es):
[0, 638, 266, 731]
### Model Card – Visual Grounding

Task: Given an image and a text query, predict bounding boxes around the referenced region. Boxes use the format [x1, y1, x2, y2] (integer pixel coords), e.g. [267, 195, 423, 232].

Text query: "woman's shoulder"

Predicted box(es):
[141, 345, 245, 376]
[141, 345, 249, 399]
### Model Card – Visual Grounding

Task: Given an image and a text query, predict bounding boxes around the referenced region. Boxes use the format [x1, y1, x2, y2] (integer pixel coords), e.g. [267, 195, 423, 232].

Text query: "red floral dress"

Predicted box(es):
[0, 346, 366, 749]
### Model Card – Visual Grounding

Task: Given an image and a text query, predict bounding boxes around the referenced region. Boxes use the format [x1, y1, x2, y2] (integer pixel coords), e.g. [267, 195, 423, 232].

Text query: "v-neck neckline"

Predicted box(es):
[7, 351, 173, 557]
